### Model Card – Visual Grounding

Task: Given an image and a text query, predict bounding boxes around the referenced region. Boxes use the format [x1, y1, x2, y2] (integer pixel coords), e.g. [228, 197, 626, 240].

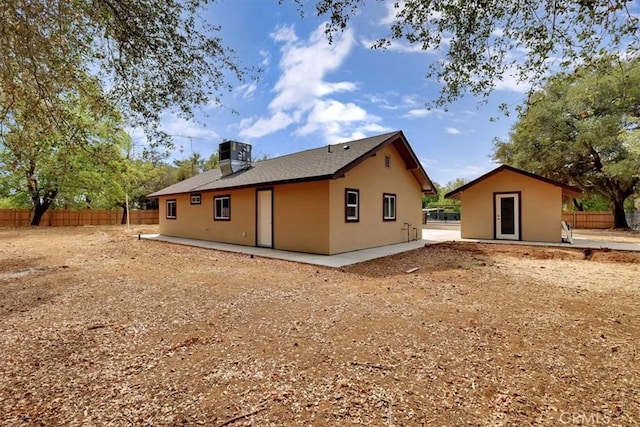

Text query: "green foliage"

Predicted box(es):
[204, 152, 220, 170]
[0, 197, 27, 209]
[126, 158, 176, 209]
[1, 1, 245, 220]
[422, 179, 467, 212]
[494, 56, 640, 228]
[291, 0, 639, 107]
[571, 193, 611, 211]
[422, 193, 438, 209]
[0, 74, 134, 220]
[1, 0, 247, 146]
[124, 149, 221, 208]
[172, 151, 220, 181]
[442, 178, 469, 196]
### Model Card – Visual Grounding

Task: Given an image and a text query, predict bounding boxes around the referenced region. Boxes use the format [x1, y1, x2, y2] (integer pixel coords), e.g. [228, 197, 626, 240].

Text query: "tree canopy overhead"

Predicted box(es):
[1, 0, 246, 144]
[494, 56, 640, 229]
[294, 0, 639, 107]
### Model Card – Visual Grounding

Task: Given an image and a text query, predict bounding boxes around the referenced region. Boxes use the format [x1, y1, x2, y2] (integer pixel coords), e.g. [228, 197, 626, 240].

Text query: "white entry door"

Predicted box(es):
[495, 193, 520, 240]
[257, 189, 273, 247]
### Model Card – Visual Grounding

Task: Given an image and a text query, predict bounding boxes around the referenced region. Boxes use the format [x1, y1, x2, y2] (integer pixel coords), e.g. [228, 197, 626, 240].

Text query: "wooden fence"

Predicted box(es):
[562, 211, 614, 229]
[0, 209, 158, 227]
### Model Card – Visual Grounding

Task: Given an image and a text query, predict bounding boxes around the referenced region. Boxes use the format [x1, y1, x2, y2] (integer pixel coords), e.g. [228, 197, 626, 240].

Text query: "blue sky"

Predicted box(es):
[149, 1, 532, 186]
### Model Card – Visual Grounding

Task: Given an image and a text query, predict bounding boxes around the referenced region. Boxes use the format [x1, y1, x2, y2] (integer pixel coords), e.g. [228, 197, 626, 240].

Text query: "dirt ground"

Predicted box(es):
[1, 226, 639, 426]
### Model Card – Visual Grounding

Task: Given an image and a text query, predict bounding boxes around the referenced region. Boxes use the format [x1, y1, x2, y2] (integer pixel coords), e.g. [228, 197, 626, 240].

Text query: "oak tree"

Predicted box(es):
[1, 0, 245, 144]
[0, 77, 133, 224]
[1, 0, 245, 222]
[293, 0, 639, 106]
[494, 57, 640, 229]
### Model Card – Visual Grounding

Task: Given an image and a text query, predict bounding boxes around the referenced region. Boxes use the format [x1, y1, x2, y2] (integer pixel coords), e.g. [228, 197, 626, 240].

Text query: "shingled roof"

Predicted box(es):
[445, 164, 582, 199]
[148, 131, 436, 197]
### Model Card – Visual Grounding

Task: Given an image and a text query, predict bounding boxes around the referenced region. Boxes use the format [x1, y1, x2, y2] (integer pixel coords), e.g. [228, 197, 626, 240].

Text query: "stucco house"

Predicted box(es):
[445, 165, 581, 243]
[148, 131, 436, 255]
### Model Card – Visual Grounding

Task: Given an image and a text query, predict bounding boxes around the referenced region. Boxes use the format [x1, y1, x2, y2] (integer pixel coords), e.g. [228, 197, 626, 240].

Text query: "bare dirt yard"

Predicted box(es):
[1, 226, 639, 426]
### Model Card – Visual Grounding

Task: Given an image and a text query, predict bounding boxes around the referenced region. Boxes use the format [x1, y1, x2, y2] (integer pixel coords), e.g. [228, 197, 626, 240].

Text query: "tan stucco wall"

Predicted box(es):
[459, 169, 563, 242]
[158, 188, 255, 245]
[328, 145, 423, 254]
[156, 144, 424, 254]
[157, 182, 332, 253]
[272, 181, 331, 254]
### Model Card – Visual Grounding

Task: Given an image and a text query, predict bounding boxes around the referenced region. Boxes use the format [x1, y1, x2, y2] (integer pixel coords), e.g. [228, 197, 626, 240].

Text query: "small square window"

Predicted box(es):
[190, 193, 201, 205]
[166, 199, 177, 219]
[383, 193, 396, 221]
[384, 154, 391, 168]
[345, 189, 359, 222]
[214, 195, 230, 220]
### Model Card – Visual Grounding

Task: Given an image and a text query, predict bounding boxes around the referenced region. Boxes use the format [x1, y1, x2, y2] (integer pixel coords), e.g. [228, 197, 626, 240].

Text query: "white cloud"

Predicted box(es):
[364, 92, 404, 110]
[378, 1, 403, 25]
[239, 23, 384, 143]
[406, 108, 433, 118]
[238, 112, 296, 139]
[161, 113, 219, 140]
[445, 127, 461, 135]
[401, 95, 420, 107]
[307, 100, 368, 125]
[438, 164, 490, 178]
[493, 71, 531, 93]
[269, 25, 298, 44]
[488, 44, 533, 93]
[360, 37, 433, 54]
[324, 122, 393, 145]
[235, 82, 257, 100]
[404, 108, 447, 118]
[268, 25, 356, 112]
[259, 49, 271, 67]
[152, 114, 221, 157]
[420, 157, 439, 168]
[296, 100, 380, 139]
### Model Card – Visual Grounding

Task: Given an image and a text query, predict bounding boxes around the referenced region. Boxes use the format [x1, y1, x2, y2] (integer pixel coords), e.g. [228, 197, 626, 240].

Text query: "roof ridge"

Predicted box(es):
[147, 130, 430, 198]
[250, 130, 400, 165]
[444, 164, 582, 199]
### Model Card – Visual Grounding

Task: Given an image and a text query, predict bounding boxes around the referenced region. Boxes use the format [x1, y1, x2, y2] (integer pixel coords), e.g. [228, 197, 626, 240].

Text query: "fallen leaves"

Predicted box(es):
[0, 227, 638, 425]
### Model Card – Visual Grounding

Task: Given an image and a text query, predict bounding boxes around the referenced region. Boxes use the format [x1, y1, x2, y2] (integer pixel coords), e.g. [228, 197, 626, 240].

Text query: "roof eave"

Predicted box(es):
[444, 164, 584, 199]
[152, 174, 337, 196]
[331, 130, 437, 194]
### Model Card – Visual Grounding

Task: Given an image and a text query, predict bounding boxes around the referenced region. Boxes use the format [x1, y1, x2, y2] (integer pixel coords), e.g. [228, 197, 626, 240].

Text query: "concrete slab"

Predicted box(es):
[422, 228, 640, 252]
[140, 234, 429, 268]
[140, 228, 638, 269]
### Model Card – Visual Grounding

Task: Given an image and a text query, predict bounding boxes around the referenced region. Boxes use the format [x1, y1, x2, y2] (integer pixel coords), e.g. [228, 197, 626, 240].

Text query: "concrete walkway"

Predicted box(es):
[141, 229, 639, 268]
[422, 228, 640, 252]
[140, 234, 428, 268]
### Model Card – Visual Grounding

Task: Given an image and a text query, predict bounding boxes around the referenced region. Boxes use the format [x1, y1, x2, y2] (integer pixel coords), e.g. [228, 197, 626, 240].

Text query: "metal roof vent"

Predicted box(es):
[219, 141, 252, 177]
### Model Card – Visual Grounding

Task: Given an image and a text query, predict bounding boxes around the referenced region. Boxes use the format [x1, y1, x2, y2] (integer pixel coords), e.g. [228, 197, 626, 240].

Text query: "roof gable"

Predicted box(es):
[444, 164, 582, 199]
[149, 131, 437, 197]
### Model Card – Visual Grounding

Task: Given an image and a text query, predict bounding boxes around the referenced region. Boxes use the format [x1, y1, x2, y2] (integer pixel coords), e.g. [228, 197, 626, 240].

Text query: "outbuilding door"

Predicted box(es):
[256, 188, 273, 247]
[495, 193, 520, 240]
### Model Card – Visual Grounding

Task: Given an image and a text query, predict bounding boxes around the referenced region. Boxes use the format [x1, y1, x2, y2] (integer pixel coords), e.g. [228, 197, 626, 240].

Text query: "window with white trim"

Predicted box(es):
[383, 193, 396, 221]
[190, 193, 201, 205]
[345, 189, 359, 222]
[166, 199, 177, 219]
[214, 195, 230, 220]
